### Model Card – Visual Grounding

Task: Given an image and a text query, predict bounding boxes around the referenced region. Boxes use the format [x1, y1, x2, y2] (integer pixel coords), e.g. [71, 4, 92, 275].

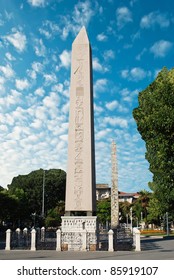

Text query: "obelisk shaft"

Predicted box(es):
[111, 140, 119, 228]
[65, 27, 96, 214]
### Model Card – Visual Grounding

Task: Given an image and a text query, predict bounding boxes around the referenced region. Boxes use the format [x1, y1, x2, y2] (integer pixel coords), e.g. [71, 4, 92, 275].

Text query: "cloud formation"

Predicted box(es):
[116, 6, 133, 29]
[140, 11, 170, 29]
[5, 30, 27, 52]
[28, 0, 46, 7]
[150, 40, 173, 57]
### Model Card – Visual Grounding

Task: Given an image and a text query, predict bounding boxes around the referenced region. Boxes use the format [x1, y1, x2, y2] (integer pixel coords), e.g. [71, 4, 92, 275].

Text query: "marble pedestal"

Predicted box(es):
[61, 216, 98, 251]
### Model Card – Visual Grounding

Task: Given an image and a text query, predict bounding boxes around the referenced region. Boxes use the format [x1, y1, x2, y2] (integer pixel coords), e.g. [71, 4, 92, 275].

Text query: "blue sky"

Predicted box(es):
[0, 0, 174, 192]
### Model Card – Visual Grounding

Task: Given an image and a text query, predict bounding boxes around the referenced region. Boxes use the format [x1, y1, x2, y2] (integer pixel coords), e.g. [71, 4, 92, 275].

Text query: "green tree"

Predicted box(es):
[133, 67, 174, 217]
[7, 168, 66, 225]
[119, 201, 130, 223]
[0, 190, 19, 227]
[45, 201, 65, 227]
[147, 196, 163, 226]
[96, 198, 111, 225]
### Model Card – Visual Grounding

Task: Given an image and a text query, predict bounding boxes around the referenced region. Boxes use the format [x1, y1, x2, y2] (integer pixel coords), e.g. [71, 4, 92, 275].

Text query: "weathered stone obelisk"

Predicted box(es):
[111, 140, 119, 229]
[61, 27, 97, 251]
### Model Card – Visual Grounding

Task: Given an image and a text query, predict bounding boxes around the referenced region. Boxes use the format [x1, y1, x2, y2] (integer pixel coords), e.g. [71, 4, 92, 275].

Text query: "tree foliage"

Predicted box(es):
[7, 168, 66, 225]
[133, 67, 174, 216]
[0, 190, 19, 225]
[96, 198, 111, 224]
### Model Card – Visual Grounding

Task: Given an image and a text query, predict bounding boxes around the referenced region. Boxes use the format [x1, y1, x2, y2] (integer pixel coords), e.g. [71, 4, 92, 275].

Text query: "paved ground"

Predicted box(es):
[0, 237, 174, 260]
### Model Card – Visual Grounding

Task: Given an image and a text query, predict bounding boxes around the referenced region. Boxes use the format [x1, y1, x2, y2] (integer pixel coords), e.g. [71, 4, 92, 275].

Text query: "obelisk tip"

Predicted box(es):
[73, 26, 89, 45]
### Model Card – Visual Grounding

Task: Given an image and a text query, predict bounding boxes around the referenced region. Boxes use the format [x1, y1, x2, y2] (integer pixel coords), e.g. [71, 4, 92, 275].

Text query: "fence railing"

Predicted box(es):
[3, 226, 140, 251]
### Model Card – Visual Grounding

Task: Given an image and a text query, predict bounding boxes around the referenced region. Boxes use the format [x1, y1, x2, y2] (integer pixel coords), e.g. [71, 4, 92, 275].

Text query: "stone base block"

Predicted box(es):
[61, 216, 98, 251]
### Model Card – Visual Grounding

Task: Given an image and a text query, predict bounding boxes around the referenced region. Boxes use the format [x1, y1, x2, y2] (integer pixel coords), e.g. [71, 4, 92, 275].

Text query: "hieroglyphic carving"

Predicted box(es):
[74, 45, 86, 209]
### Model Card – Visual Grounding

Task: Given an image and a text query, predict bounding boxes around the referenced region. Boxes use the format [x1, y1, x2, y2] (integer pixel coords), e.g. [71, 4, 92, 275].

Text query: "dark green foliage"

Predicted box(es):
[133, 67, 174, 216]
[96, 198, 111, 224]
[45, 201, 65, 227]
[0, 190, 19, 225]
[7, 168, 66, 225]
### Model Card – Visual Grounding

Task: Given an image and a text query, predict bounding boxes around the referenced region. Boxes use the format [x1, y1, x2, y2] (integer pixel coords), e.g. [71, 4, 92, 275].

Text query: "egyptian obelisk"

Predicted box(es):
[111, 140, 119, 229]
[65, 26, 96, 215]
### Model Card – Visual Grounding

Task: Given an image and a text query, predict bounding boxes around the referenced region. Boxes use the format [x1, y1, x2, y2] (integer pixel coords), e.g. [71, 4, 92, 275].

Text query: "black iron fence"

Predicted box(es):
[11, 229, 31, 250]
[36, 229, 56, 250]
[2, 225, 133, 251]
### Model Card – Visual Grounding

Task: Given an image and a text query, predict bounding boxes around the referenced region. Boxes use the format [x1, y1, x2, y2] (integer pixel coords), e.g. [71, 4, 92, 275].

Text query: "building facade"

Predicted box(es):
[96, 184, 139, 204]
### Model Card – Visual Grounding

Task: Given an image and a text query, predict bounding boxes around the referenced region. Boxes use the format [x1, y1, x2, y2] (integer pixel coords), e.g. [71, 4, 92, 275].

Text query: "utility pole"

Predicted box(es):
[42, 170, 45, 218]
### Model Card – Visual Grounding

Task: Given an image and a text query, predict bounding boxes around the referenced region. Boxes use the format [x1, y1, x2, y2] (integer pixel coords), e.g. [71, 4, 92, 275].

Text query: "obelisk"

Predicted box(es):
[61, 27, 97, 251]
[111, 140, 119, 229]
[65, 26, 96, 215]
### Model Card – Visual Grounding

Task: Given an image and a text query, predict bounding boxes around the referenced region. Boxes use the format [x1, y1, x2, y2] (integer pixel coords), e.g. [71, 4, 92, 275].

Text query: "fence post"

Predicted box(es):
[56, 229, 61, 251]
[16, 228, 21, 246]
[5, 229, 11, 250]
[82, 230, 87, 251]
[108, 229, 114, 252]
[41, 227, 45, 242]
[23, 227, 28, 235]
[133, 228, 141, 251]
[31, 228, 36, 251]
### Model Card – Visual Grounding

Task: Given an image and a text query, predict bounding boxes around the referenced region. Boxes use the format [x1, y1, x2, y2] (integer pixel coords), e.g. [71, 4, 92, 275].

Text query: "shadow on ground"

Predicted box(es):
[141, 237, 165, 251]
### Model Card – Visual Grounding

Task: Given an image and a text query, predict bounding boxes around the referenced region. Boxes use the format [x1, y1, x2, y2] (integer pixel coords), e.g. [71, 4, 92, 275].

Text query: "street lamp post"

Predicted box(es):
[41, 170, 45, 218]
[32, 212, 36, 228]
[130, 207, 133, 232]
[141, 212, 143, 221]
[126, 214, 128, 228]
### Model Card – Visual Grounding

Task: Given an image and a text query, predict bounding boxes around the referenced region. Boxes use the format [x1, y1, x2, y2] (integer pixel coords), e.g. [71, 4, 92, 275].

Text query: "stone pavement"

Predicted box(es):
[0, 238, 174, 260]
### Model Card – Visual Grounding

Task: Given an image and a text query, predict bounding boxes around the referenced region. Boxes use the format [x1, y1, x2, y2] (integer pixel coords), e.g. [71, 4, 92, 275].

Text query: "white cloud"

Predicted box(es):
[71, 0, 94, 28]
[52, 83, 63, 93]
[59, 134, 68, 142]
[106, 100, 119, 111]
[59, 50, 71, 69]
[150, 40, 173, 57]
[120, 88, 139, 102]
[96, 128, 111, 140]
[43, 73, 57, 85]
[106, 100, 128, 113]
[0, 64, 15, 78]
[34, 87, 45, 96]
[43, 92, 60, 108]
[0, 90, 22, 108]
[27, 61, 44, 79]
[93, 57, 108, 72]
[5, 30, 27, 52]
[103, 50, 115, 60]
[28, 0, 46, 7]
[94, 79, 108, 93]
[104, 116, 128, 128]
[0, 76, 5, 83]
[0, 124, 8, 132]
[116, 7, 133, 29]
[94, 103, 104, 114]
[32, 61, 44, 73]
[60, 0, 96, 40]
[15, 78, 29, 90]
[34, 38, 46, 57]
[140, 11, 170, 29]
[97, 33, 108, 41]
[0, 19, 4, 26]
[121, 67, 149, 81]
[136, 48, 147, 61]
[30, 119, 42, 129]
[39, 20, 60, 39]
[5, 52, 16, 61]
